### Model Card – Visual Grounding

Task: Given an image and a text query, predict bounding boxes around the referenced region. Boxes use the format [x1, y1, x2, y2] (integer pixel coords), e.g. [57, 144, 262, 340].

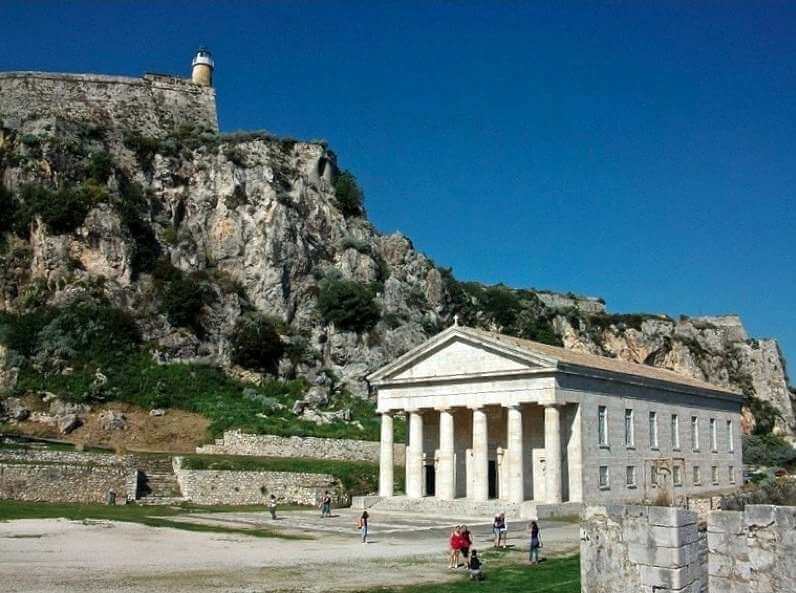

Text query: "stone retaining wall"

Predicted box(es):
[196, 430, 405, 465]
[580, 505, 707, 593]
[0, 461, 135, 503]
[173, 457, 347, 506]
[708, 505, 796, 593]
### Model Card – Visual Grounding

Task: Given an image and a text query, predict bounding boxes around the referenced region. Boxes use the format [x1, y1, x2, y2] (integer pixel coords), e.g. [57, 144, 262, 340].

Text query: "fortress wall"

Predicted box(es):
[0, 72, 217, 135]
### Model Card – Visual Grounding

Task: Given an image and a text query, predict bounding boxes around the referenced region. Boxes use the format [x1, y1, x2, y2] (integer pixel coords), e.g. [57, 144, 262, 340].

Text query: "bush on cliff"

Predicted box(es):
[333, 170, 364, 217]
[230, 314, 285, 373]
[153, 260, 213, 335]
[13, 182, 108, 236]
[317, 276, 380, 332]
[742, 433, 796, 467]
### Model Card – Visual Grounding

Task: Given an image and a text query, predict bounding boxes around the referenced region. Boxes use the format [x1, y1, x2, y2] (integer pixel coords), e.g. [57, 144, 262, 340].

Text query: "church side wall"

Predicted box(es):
[559, 375, 743, 505]
[0, 72, 217, 135]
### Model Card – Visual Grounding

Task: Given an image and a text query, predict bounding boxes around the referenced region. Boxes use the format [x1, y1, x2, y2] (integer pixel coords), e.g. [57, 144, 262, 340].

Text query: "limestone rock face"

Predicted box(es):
[0, 104, 792, 435]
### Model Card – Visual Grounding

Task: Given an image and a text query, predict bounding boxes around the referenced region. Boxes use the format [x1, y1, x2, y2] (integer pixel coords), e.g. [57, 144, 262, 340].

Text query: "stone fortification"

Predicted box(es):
[708, 504, 796, 593]
[581, 504, 796, 593]
[0, 447, 137, 503]
[535, 291, 606, 314]
[173, 457, 346, 506]
[196, 430, 406, 465]
[0, 71, 217, 135]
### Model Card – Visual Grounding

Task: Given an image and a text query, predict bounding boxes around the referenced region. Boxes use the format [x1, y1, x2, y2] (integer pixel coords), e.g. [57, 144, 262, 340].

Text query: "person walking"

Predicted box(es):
[320, 491, 332, 518]
[448, 526, 463, 569]
[358, 510, 369, 543]
[267, 494, 277, 520]
[528, 520, 542, 564]
[493, 513, 507, 548]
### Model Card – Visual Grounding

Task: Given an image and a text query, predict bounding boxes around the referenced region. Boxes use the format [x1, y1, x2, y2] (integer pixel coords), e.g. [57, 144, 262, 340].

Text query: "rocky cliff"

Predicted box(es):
[0, 72, 792, 437]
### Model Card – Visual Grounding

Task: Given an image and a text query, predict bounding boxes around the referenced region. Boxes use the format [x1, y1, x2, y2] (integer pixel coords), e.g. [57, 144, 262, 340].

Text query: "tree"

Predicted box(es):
[318, 277, 380, 332]
[333, 170, 364, 217]
[230, 315, 285, 373]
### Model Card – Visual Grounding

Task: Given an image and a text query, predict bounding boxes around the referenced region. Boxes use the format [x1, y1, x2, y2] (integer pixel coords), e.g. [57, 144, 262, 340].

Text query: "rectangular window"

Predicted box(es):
[727, 420, 734, 453]
[624, 409, 634, 447]
[626, 465, 636, 487]
[693, 465, 702, 485]
[710, 418, 718, 452]
[729, 466, 735, 484]
[671, 414, 680, 450]
[691, 416, 700, 452]
[651, 464, 658, 487]
[599, 465, 610, 489]
[649, 411, 658, 449]
[711, 465, 719, 484]
[598, 406, 608, 446]
[673, 465, 682, 486]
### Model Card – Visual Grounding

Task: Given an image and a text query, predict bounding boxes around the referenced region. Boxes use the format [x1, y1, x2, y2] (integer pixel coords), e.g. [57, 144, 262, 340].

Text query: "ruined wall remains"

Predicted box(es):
[196, 430, 406, 465]
[173, 457, 347, 506]
[0, 461, 135, 503]
[708, 505, 796, 593]
[536, 291, 606, 313]
[0, 72, 218, 135]
[580, 505, 708, 593]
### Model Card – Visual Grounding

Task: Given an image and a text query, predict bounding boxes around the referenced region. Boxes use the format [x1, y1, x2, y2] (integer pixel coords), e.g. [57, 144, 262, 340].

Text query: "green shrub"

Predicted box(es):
[230, 314, 285, 373]
[157, 271, 212, 334]
[742, 433, 796, 466]
[333, 170, 364, 217]
[86, 152, 113, 183]
[317, 276, 380, 332]
[116, 179, 160, 275]
[13, 183, 108, 236]
[747, 396, 782, 434]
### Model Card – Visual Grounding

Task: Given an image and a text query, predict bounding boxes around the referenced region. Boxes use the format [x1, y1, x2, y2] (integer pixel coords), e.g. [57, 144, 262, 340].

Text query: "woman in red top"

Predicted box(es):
[448, 526, 463, 569]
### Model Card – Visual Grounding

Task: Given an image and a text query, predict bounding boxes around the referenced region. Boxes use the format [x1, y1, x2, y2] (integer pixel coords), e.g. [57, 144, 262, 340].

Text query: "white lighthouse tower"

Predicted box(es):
[191, 48, 214, 87]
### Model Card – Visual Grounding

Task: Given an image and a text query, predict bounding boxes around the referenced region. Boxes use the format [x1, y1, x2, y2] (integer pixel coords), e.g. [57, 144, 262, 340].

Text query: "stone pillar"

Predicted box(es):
[406, 410, 424, 498]
[436, 407, 455, 500]
[504, 404, 525, 503]
[378, 412, 394, 498]
[470, 406, 489, 501]
[544, 404, 562, 504]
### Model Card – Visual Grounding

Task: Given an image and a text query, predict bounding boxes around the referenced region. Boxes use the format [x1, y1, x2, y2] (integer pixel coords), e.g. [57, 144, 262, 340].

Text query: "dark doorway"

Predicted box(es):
[488, 460, 497, 499]
[425, 464, 436, 497]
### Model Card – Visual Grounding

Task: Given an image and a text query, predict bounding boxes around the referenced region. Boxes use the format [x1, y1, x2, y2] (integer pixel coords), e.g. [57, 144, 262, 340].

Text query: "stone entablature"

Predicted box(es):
[367, 325, 744, 508]
[0, 70, 218, 135]
[196, 430, 405, 465]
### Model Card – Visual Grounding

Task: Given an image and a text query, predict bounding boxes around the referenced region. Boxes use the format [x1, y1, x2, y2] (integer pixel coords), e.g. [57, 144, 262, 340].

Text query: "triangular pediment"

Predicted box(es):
[369, 328, 558, 383]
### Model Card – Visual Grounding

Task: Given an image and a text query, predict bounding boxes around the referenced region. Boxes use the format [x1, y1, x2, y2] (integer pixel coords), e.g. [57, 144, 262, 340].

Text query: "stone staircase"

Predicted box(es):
[134, 456, 185, 505]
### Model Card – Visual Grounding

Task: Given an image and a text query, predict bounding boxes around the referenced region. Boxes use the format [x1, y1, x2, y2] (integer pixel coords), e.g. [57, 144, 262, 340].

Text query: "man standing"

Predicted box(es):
[320, 491, 332, 518]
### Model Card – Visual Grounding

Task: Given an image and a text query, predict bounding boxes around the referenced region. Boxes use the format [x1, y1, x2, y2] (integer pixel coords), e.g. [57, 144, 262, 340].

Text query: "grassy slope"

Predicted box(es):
[354, 552, 581, 593]
[0, 500, 309, 539]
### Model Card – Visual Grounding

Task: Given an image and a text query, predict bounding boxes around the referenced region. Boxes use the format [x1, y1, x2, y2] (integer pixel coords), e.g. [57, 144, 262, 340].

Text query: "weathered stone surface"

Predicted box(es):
[196, 430, 406, 464]
[57, 413, 81, 434]
[98, 410, 127, 431]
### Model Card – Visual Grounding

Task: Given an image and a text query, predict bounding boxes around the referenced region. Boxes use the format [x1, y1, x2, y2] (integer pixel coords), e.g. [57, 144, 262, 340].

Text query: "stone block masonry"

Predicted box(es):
[196, 430, 406, 465]
[708, 505, 796, 593]
[173, 457, 347, 506]
[0, 72, 217, 135]
[581, 505, 707, 593]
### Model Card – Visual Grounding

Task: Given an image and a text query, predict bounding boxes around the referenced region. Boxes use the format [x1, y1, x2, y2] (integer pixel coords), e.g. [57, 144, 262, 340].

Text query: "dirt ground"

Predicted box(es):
[0, 508, 580, 593]
[9, 398, 209, 453]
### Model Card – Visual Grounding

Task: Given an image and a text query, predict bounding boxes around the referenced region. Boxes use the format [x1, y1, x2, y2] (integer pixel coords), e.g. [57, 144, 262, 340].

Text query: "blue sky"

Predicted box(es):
[2, 1, 794, 371]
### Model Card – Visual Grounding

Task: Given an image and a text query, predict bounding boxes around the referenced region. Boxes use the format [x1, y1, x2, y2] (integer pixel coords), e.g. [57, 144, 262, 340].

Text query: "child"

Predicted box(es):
[468, 549, 484, 581]
[267, 494, 277, 520]
[460, 525, 472, 560]
[493, 513, 507, 548]
[448, 526, 462, 569]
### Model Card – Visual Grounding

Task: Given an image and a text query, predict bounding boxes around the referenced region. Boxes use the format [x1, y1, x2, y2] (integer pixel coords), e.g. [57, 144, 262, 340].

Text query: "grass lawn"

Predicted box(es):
[0, 500, 308, 539]
[355, 552, 580, 593]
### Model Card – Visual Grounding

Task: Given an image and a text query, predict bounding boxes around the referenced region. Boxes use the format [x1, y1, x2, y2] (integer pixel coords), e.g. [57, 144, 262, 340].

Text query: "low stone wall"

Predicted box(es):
[0, 447, 124, 466]
[708, 505, 796, 592]
[580, 505, 707, 593]
[173, 457, 347, 506]
[0, 462, 135, 504]
[196, 430, 405, 465]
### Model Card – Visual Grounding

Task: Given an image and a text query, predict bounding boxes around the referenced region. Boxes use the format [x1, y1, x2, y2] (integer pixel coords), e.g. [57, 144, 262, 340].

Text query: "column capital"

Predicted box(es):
[502, 402, 522, 410]
[467, 404, 485, 411]
[405, 407, 426, 415]
[378, 410, 395, 417]
[434, 405, 455, 412]
[542, 402, 565, 408]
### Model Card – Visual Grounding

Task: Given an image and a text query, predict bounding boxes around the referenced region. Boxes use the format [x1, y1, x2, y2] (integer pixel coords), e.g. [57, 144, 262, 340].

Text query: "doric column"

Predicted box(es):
[436, 407, 455, 500]
[378, 412, 394, 498]
[406, 410, 425, 498]
[504, 404, 525, 503]
[544, 404, 563, 503]
[470, 406, 489, 501]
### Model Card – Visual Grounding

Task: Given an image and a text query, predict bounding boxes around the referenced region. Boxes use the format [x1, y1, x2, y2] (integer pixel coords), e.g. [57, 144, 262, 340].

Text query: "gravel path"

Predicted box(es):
[0, 508, 579, 592]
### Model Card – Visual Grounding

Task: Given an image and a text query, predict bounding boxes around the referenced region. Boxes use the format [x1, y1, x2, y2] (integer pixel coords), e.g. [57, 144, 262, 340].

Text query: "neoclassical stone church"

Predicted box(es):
[365, 325, 743, 515]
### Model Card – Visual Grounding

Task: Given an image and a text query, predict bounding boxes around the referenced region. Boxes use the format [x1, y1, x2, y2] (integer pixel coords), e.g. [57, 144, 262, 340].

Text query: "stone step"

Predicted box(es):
[135, 496, 187, 506]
